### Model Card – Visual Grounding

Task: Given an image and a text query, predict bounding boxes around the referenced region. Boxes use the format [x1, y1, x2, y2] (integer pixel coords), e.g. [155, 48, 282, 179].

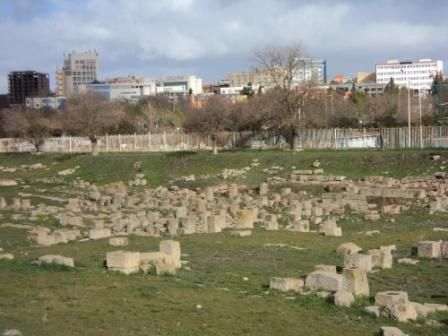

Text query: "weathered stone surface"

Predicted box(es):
[235, 209, 255, 229]
[315, 265, 337, 273]
[109, 237, 128, 246]
[364, 306, 381, 318]
[0, 253, 14, 260]
[2, 329, 23, 336]
[441, 241, 448, 258]
[380, 326, 407, 336]
[270, 277, 304, 292]
[28, 227, 55, 246]
[259, 182, 268, 196]
[368, 249, 393, 269]
[417, 241, 441, 258]
[264, 214, 278, 231]
[305, 271, 343, 292]
[38, 255, 74, 268]
[88, 228, 112, 240]
[207, 215, 224, 233]
[336, 242, 362, 256]
[231, 230, 252, 237]
[0, 179, 18, 186]
[333, 290, 355, 307]
[159, 240, 181, 268]
[344, 253, 373, 272]
[106, 251, 140, 274]
[341, 267, 369, 297]
[375, 291, 409, 307]
[383, 302, 417, 322]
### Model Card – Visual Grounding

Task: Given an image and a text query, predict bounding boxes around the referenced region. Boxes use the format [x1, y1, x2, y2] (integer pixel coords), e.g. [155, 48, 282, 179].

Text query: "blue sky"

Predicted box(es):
[0, 0, 447, 93]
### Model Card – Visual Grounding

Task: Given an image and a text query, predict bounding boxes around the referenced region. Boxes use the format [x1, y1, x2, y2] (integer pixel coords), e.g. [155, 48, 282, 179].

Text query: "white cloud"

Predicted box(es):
[0, 0, 447, 92]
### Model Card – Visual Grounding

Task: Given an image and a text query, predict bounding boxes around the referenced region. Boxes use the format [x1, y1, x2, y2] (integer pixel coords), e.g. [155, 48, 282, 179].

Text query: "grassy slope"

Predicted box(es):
[1, 149, 448, 335]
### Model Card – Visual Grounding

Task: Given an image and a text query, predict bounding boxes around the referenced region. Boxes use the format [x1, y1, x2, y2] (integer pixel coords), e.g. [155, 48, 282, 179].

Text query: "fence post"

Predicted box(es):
[334, 129, 337, 149]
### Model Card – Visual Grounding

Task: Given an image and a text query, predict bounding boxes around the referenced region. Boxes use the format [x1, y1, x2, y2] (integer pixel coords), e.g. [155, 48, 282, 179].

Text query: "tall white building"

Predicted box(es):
[56, 50, 99, 97]
[376, 59, 443, 91]
[156, 75, 203, 96]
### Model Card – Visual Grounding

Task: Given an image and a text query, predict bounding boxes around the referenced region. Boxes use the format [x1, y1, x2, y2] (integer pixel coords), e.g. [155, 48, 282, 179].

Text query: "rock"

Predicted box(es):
[2, 330, 22, 336]
[368, 249, 393, 269]
[380, 326, 407, 336]
[364, 305, 381, 318]
[109, 237, 128, 246]
[312, 160, 321, 168]
[58, 168, 77, 176]
[383, 302, 417, 322]
[231, 230, 252, 237]
[305, 271, 343, 292]
[0, 253, 14, 260]
[375, 291, 409, 306]
[344, 253, 373, 272]
[315, 265, 337, 273]
[38, 255, 74, 268]
[336, 242, 362, 256]
[333, 290, 355, 307]
[341, 267, 369, 297]
[88, 228, 112, 240]
[398, 258, 419, 265]
[0, 179, 18, 186]
[106, 251, 140, 274]
[159, 240, 181, 269]
[417, 241, 441, 258]
[270, 277, 304, 292]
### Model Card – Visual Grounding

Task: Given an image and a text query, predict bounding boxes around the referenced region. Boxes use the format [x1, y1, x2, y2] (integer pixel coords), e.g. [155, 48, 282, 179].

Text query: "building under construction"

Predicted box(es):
[8, 71, 50, 105]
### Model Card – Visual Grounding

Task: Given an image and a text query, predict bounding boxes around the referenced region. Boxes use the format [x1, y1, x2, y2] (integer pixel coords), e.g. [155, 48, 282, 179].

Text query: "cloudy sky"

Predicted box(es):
[0, 0, 447, 92]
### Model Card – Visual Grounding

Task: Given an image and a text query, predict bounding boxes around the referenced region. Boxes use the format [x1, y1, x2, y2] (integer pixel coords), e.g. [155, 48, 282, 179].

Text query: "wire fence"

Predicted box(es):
[1, 127, 448, 153]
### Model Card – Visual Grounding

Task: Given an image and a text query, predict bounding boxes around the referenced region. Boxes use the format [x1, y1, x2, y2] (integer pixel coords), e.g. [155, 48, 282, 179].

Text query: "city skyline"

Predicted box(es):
[0, 0, 447, 93]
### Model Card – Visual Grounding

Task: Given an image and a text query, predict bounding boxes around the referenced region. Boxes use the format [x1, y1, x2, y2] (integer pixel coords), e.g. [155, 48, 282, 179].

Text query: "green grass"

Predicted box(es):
[1, 149, 448, 335]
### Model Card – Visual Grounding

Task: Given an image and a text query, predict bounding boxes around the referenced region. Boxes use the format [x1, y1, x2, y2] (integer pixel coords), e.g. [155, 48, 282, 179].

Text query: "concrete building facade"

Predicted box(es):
[156, 75, 203, 96]
[8, 71, 50, 105]
[228, 59, 327, 88]
[57, 51, 99, 96]
[376, 59, 443, 91]
[26, 96, 66, 109]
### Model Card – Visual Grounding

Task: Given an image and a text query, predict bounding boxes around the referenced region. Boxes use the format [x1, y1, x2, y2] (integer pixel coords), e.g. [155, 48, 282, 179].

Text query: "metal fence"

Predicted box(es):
[2, 127, 448, 153]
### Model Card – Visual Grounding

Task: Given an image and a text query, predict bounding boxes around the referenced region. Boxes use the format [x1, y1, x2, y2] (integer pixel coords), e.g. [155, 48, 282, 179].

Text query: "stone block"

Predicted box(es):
[259, 182, 268, 196]
[383, 302, 417, 322]
[315, 265, 337, 273]
[231, 230, 252, 237]
[292, 220, 309, 232]
[336, 242, 362, 256]
[109, 237, 128, 246]
[106, 251, 140, 274]
[156, 262, 177, 275]
[264, 214, 278, 231]
[160, 240, 181, 268]
[207, 215, 225, 233]
[342, 267, 369, 297]
[305, 271, 343, 292]
[375, 291, 409, 307]
[269, 277, 304, 292]
[28, 227, 55, 246]
[441, 241, 448, 258]
[38, 255, 74, 268]
[235, 209, 254, 229]
[344, 253, 373, 272]
[334, 290, 355, 307]
[0, 253, 14, 260]
[417, 241, 441, 258]
[368, 249, 393, 269]
[88, 228, 112, 240]
[380, 326, 407, 336]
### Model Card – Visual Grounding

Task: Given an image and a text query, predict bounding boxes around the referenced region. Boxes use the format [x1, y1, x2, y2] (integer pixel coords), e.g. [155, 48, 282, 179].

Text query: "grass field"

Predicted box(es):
[1, 149, 448, 335]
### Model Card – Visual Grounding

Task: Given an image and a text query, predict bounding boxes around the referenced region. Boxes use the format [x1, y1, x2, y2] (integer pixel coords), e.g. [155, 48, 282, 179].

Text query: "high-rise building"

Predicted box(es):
[56, 50, 99, 96]
[7, 71, 50, 105]
[376, 59, 443, 91]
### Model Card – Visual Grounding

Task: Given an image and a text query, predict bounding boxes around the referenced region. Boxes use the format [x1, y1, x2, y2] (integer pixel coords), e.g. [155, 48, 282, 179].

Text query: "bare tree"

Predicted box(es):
[254, 43, 308, 150]
[2, 107, 55, 152]
[62, 92, 124, 155]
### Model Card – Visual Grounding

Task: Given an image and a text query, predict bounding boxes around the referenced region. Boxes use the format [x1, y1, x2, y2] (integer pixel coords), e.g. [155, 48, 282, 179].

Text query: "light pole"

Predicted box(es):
[418, 89, 423, 148]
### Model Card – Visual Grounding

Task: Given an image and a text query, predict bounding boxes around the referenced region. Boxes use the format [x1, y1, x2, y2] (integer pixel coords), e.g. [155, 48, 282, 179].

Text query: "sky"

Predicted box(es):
[0, 0, 447, 93]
